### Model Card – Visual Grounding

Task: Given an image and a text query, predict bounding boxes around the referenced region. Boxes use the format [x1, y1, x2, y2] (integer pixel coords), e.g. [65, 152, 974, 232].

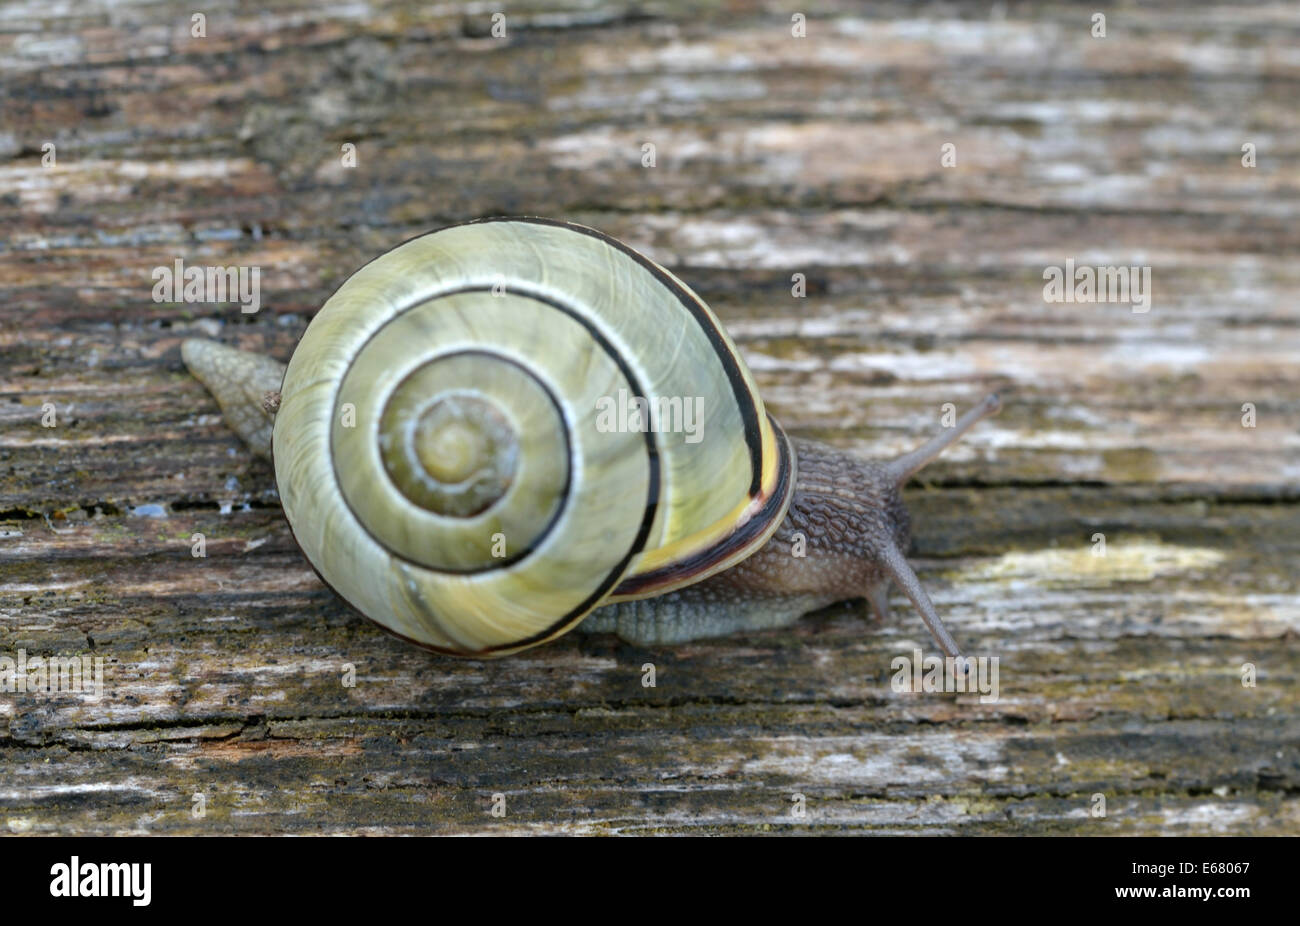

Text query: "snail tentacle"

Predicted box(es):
[885, 392, 1002, 487]
[865, 583, 892, 621]
[876, 540, 962, 660]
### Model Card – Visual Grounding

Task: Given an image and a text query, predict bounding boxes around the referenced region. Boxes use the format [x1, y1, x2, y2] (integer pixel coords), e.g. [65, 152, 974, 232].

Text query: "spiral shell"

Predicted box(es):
[274, 218, 794, 655]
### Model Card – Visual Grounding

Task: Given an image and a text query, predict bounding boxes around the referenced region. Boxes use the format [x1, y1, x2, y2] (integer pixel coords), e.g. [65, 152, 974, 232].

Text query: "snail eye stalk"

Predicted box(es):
[884, 392, 1002, 488]
[876, 392, 1003, 661]
[877, 540, 962, 660]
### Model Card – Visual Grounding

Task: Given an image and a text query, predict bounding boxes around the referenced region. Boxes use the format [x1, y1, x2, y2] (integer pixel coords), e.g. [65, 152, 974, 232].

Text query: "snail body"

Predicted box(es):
[183, 218, 1000, 658]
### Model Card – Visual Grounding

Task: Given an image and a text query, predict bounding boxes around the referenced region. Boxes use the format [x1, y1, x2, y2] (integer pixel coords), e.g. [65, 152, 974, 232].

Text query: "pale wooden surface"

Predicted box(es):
[1, 1, 1297, 834]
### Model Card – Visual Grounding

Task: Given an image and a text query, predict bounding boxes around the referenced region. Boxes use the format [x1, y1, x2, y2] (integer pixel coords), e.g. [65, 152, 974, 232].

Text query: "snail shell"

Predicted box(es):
[274, 218, 794, 656]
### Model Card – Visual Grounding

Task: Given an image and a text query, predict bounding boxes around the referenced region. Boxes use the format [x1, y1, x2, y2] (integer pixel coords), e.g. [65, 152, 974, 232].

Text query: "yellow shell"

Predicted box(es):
[274, 218, 794, 655]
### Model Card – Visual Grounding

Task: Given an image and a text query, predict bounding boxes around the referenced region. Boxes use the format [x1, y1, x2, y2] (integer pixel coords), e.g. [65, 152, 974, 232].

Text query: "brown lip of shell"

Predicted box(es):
[611, 414, 795, 599]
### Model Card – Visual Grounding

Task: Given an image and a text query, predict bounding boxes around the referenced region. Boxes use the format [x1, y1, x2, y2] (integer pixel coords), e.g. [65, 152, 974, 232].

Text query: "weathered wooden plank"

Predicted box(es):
[1, 0, 1297, 834]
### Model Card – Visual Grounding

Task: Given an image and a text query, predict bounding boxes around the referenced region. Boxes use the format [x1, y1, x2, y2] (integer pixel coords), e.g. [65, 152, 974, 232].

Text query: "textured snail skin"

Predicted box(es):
[579, 438, 908, 644]
[181, 218, 1001, 659]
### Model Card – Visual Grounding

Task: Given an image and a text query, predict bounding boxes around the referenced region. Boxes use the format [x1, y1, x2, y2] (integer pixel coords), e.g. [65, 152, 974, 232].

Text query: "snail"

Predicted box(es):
[182, 217, 1001, 659]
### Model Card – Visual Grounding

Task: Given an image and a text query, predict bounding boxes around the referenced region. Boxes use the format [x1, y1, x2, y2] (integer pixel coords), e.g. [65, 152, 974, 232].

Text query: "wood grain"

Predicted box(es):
[1, 0, 1297, 834]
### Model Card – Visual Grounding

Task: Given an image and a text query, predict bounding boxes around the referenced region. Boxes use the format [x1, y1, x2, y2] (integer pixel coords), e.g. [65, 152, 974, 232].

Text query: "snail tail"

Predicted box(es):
[181, 338, 287, 460]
